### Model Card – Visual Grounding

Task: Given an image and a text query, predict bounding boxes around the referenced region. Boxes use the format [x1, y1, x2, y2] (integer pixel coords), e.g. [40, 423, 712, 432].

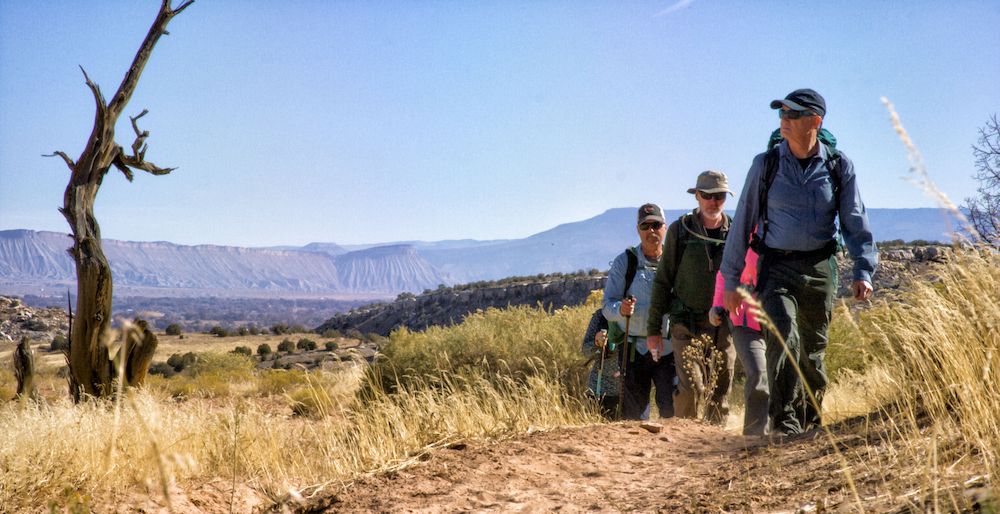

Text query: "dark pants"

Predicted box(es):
[621, 350, 676, 420]
[758, 252, 837, 435]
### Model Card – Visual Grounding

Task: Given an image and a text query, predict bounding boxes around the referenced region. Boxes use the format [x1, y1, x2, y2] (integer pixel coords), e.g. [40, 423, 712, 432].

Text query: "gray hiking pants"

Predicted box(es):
[732, 324, 769, 436]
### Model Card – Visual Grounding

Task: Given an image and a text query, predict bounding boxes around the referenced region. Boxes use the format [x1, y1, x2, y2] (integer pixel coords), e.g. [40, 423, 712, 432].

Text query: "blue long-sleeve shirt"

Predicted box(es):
[602, 246, 671, 356]
[721, 141, 878, 292]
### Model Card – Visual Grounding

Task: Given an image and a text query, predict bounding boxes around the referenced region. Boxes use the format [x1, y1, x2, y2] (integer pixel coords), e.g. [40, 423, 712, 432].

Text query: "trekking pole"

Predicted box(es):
[595, 329, 608, 397]
[616, 296, 634, 419]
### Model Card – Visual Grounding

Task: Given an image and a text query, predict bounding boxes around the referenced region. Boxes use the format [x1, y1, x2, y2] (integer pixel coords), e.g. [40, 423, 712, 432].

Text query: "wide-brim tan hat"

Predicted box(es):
[687, 170, 732, 195]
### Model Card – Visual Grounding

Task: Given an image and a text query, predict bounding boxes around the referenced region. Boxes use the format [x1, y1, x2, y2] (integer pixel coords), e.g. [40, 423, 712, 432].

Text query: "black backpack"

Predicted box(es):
[751, 128, 843, 252]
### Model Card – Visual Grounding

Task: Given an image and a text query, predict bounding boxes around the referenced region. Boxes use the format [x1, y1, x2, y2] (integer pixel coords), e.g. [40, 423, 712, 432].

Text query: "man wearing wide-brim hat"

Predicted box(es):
[647, 170, 737, 424]
[720, 88, 877, 436]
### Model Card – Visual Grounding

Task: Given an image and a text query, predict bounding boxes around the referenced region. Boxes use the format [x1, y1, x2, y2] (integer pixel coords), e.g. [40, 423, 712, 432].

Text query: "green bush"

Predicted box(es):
[277, 339, 295, 353]
[50, 334, 69, 352]
[165, 323, 182, 336]
[325, 341, 339, 351]
[231, 346, 253, 357]
[166, 351, 200, 372]
[297, 338, 317, 351]
[149, 362, 176, 378]
[257, 343, 273, 358]
[209, 325, 229, 337]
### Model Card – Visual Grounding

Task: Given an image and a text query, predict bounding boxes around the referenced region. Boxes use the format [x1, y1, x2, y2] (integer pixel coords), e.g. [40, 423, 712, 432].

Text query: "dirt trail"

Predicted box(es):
[299, 419, 865, 513]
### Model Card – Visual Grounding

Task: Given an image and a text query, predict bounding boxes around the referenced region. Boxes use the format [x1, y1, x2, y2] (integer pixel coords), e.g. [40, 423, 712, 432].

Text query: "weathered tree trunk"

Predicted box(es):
[13, 337, 38, 401]
[48, 0, 193, 401]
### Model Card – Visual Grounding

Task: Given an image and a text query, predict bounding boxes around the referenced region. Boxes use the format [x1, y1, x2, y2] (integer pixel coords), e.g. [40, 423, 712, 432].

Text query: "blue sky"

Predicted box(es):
[1, 1, 997, 247]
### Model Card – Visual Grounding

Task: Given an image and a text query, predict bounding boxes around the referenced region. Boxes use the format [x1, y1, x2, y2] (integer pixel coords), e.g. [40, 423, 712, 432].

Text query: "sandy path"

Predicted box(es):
[314, 419, 801, 513]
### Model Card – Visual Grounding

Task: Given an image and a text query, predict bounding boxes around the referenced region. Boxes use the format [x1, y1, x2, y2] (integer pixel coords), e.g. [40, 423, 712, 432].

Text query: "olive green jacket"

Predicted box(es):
[646, 208, 730, 336]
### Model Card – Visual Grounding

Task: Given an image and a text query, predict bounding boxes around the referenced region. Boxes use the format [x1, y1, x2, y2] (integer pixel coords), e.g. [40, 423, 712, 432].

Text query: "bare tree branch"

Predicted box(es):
[108, 1, 194, 120]
[43, 151, 76, 170]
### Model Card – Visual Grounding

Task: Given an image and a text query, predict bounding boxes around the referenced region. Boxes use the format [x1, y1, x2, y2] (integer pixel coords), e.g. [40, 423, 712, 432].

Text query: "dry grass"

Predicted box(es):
[0, 310, 599, 511]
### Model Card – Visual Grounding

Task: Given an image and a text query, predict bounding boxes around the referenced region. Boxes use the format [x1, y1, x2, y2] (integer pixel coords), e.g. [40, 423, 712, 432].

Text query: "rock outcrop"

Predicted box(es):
[316, 276, 606, 336]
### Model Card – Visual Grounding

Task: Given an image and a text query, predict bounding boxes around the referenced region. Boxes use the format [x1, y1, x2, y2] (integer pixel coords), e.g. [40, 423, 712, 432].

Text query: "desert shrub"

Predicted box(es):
[148, 362, 176, 378]
[322, 329, 342, 339]
[159, 352, 256, 398]
[24, 318, 48, 331]
[288, 385, 335, 418]
[209, 325, 229, 337]
[164, 323, 182, 336]
[345, 329, 364, 340]
[256, 369, 311, 396]
[825, 301, 879, 380]
[362, 295, 599, 395]
[297, 338, 317, 351]
[166, 351, 199, 372]
[257, 343, 273, 358]
[325, 341, 339, 351]
[237, 326, 249, 336]
[289, 324, 306, 333]
[277, 339, 294, 353]
[271, 323, 290, 335]
[231, 346, 252, 357]
[49, 334, 69, 352]
[247, 325, 260, 336]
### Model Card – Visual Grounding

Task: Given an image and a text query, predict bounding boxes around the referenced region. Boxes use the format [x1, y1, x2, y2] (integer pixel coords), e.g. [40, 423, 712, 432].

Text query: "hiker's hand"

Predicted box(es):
[595, 329, 608, 349]
[619, 296, 636, 317]
[709, 307, 726, 327]
[852, 280, 873, 302]
[723, 290, 742, 314]
[646, 335, 663, 355]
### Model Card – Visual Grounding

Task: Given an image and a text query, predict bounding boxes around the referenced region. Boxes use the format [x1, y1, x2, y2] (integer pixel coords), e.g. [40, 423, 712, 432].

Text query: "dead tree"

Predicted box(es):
[46, 0, 193, 401]
[13, 337, 38, 401]
[966, 114, 1000, 246]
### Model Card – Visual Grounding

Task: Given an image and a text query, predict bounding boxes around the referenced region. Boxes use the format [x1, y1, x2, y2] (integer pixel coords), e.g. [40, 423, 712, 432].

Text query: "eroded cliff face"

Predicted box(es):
[0, 230, 448, 295]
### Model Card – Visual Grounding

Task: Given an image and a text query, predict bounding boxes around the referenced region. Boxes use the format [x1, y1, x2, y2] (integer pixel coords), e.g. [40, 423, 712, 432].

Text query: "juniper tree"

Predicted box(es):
[46, 1, 193, 400]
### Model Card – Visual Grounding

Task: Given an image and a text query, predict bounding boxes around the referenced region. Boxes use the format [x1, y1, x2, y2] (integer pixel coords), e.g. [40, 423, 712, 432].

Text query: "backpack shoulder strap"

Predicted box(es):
[823, 144, 842, 204]
[623, 247, 638, 298]
[752, 148, 781, 250]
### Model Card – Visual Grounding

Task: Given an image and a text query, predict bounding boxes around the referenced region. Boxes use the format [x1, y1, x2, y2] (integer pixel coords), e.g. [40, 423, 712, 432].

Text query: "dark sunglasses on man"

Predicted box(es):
[639, 221, 664, 231]
[698, 192, 726, 201]
[778, 109, 817, 120]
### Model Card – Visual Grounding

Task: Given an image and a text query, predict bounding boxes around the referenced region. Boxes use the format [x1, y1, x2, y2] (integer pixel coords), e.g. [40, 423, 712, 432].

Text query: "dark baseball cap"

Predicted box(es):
[637, 203, 665, 224]
[770, 88, 826, 117]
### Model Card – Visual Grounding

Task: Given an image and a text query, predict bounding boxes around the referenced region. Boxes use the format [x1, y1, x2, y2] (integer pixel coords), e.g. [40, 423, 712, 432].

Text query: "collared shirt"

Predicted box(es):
[602, 245, 671, 356]
[721, 140, 878, 291]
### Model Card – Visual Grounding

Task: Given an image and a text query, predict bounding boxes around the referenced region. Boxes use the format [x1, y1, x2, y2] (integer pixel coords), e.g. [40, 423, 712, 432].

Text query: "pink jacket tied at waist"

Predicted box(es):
[712, 248, 761, 331]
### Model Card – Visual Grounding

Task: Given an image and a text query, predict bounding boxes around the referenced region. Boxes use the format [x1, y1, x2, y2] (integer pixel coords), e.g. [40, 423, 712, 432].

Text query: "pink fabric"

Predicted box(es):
[712, 248, 761, 331]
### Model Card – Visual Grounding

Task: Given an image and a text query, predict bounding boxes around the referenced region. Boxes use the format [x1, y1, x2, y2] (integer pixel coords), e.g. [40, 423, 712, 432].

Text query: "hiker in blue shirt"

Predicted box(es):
[603, 203, 676, 420]
[721, 88, 877, 435]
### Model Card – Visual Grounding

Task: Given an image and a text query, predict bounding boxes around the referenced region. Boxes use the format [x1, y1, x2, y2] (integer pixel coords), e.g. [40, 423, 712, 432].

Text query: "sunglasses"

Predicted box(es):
[778, 109, 817, 120]
[639, 221, 664, 231]
[699, 192, 727, 201]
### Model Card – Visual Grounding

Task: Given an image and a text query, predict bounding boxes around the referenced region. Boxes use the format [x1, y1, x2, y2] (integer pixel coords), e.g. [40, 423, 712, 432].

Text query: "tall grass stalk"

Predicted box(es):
[868, 251, 1000, 482]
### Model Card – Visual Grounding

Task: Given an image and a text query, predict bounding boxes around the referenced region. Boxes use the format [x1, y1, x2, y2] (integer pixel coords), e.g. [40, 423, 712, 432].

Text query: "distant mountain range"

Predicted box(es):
[0, 208, 966, 298]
